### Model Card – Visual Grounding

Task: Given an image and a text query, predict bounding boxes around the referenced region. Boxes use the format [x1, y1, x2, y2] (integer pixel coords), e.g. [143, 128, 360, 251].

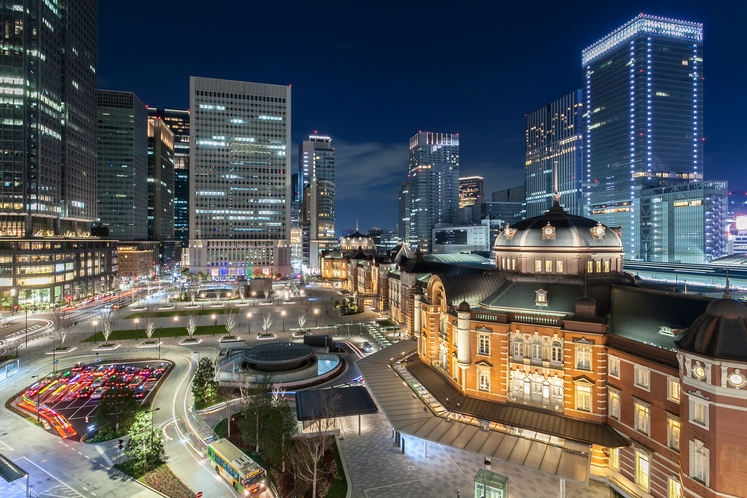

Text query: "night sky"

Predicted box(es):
[99, 1, 747, 235]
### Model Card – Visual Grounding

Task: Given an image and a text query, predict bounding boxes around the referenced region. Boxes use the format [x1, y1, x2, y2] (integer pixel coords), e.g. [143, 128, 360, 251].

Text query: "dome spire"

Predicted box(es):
[547, 160, 566, 214]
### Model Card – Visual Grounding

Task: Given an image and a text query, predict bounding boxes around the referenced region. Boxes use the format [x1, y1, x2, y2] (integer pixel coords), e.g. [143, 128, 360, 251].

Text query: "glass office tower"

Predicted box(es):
[525, 91, 583, 217]
[408, 132, 459, 252]
[189, 77, 291, 279]
[147, 117, 175, 241]
[298, 135, 336, 270]
[97, 91, 149, 240]
[582, 14, 703, 258]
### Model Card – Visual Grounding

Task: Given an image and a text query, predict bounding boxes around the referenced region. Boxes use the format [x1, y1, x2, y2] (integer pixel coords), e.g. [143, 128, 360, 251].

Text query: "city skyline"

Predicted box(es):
[99, 1, 747, 234]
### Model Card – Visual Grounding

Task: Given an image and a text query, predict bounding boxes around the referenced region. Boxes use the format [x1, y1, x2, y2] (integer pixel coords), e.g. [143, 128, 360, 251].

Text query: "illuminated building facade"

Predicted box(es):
[398, 181, 410, 241]
[299, 135, 335, 270]
[409, 132, 459, 252]
[583, 14, 704, 259]
[147, 117, 175, 241]
[525, 91, 583, 217]
[639, 180, 727, 263]
[458, 176, 484, 208]
[148, 108, 190, 245]
[97, 90, 149, 240]
[189, 77, 291, 279]
[432, 225, 490, 254]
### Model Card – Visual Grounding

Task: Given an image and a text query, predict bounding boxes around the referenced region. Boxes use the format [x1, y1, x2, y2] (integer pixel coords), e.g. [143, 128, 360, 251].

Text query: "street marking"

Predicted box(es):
[94, 445, 113, 466]
[0, 440, 14, 451]
[12, 457, 86, 498]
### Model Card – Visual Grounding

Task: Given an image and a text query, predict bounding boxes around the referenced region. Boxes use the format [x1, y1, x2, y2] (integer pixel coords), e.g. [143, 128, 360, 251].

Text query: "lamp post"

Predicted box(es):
[147, 407, 160, 463]
[24, 306, 28, 347]
[314, 308, 319, 328]
[52, 337, 56, 372]
[211, 314, 216, 336]
[174, 293, 178, 310]
[247, 312, 252, 336]
[173, 315, 178, 339]
[482, 457, 490, 498]
[31, 375, 49, 423]
[134, 318, 139, 341]
[281, 310, 286, 332]
[200, 293, 205, 309]
[92, 320, 99, 344]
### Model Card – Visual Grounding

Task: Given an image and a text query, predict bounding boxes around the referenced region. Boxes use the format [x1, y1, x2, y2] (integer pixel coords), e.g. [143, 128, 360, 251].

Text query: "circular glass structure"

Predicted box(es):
[242, 342, 315, 372]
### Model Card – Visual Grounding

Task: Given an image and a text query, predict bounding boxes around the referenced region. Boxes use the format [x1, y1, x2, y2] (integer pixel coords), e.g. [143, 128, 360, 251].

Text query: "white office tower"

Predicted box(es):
[189, 77, 291, 279]
[299, 135, 336, 270]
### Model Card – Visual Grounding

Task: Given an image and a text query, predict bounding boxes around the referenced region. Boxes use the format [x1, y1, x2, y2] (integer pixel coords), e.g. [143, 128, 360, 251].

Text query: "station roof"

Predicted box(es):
[296, 386, 378, 421]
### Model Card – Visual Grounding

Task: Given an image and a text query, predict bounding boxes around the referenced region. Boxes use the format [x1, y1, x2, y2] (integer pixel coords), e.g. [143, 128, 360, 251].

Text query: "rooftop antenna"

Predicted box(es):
[724, 269, 732, 299]
[355, 219, 359, 232]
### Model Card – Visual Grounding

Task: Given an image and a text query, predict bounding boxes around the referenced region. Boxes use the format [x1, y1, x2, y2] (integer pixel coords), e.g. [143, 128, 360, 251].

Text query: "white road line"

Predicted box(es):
[94, 445, 113, 466]
[12, 456, 86, 498]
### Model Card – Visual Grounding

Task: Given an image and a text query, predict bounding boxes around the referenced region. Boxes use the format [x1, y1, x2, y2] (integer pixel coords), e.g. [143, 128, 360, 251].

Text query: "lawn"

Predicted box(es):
[327, 438, 348, 498]
[126, 306, 266, 319]
[115, 462, 194, 498]
[82, 324, 236, 342]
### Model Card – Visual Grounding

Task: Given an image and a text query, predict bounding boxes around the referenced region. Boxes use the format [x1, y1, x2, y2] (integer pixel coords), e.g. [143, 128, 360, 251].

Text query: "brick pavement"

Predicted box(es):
[337, 410, 611, 498]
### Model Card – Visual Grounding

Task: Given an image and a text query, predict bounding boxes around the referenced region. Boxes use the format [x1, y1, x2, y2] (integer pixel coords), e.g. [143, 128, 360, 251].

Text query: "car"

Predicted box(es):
[87, 297, 95, 303]
[77, 386, 93, 398]
[362, 341, 373, 353]
[91, 387, 108, 400]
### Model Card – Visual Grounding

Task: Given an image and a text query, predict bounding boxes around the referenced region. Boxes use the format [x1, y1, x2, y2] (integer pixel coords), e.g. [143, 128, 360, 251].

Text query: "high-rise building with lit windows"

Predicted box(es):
[147, 117, 175, 241]
[298, 135, 335, 270]
[189, 77, 291, 279]
[582, 14, 703, 259]
[525, 91, 583, 218]
[458, 176, 484, 209]
[408, 132, 459, 252]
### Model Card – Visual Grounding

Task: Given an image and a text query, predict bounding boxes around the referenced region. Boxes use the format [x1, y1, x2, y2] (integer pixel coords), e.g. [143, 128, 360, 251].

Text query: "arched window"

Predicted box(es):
[551, 341, 563, 363]
[513, 336, 524, 357]
[532, 338, 543, 362]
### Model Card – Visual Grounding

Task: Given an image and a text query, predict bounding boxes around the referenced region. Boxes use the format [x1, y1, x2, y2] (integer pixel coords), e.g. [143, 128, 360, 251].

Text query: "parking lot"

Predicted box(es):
[15, 360, 171, 439]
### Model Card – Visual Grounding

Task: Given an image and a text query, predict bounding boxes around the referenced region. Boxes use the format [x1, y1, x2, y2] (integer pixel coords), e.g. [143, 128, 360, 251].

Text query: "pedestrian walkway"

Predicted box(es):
[337, 410, 610, 498]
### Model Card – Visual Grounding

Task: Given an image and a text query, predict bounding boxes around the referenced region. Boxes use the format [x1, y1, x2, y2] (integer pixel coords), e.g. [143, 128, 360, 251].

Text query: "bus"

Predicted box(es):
[206, 438, 267, 496]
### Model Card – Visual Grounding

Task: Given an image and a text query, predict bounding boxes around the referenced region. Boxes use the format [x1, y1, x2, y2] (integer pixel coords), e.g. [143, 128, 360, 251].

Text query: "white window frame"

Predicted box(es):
[635, 449, 650, 493]
[634, 399, 651, 436]
[689, 439, 709, 486]
[478, 334, 490, 356]
[689, 396, 709, 429]
[608, 388, 621, 420]
[478, 367, 491, 393]
[531, 338, 543, 361]
[576, 345, 592, 371]
[609, 447, 619, 471]
[667, 413, 680, 451]
[667, 376, 680, 403]
[634, 365, 650, 391]
[668, 476, 681, 498]
[551, 340, 562, 364]
[575, 383, 592, 412]
[608, 355, 620, 378]
[512, 336, 524, 358]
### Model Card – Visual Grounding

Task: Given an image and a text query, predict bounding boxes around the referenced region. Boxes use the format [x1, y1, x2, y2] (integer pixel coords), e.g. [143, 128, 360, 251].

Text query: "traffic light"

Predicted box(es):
[117, 439, 124, 450]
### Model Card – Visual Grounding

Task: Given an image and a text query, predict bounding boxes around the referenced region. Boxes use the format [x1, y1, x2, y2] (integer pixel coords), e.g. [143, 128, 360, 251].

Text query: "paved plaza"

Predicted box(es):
[337, 409, 611, 498]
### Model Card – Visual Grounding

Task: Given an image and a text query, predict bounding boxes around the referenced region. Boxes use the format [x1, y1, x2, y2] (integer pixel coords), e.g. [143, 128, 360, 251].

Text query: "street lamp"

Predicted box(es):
[314, 308, 319, 328]
[147, 407, 160, 463]
[482, 457, 490, 498]
[247, 312, 252, 335]
[173, 315, 179, 339]
[134, 318, 139, 341]
[281, 310, 286, 332]
[173, 293, 178, 310]
[31, 375, 49, 423]
[92, 320, 99, 344]
[24, 306, 28, 347]
[211, 314, 217, 336]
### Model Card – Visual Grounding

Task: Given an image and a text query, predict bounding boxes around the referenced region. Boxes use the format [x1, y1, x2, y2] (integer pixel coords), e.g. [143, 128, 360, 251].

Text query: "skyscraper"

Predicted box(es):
[408, 132, 459, 252]
[298, 135, 335, 270]
[97, 90, 149, 240]
[148, 108, 190, 244]
[582, 14, 703, 258]
[398, 180, 410, 241]
[458, 176, 484, 208]
[189, 77, 291, 279]
[525, 91, 583, 217]
[147, 117, 175, 241]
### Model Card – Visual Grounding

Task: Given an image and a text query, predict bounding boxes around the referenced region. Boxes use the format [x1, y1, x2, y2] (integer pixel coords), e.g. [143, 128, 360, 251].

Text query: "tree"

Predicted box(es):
[51, 310, 73, 348]
[297, 312, 307, 329]
[185, 311, 198, 340]
[95, 387, 138, 431]
[100, 307, 119, 345]
[143, 307, 158, 342]
[191, 357, 218, 406]
[261, 312, 273, 334]
[292, 390, 341, 498]
[224, 308, 238, 338]
[264, 386, 296, 471]
[124, 411, 164, 470]
[263, 288, 271, 303]
[238, 285, 246, 304]
[188, 288, 197, 306]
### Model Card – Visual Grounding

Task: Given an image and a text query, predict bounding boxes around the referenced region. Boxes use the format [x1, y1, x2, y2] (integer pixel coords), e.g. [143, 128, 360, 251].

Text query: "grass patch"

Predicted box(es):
[115, 462, 194, 498]
[327, 438, 348, 498]
[126, 307, 254, 319]
[82, 324, 230, 342]
[376, 319, 396, 327]
[194, 392, 226, 410]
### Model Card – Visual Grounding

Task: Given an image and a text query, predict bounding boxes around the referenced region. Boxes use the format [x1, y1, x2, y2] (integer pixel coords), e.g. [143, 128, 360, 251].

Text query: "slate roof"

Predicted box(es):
[675, 297, 747, 361]
[436, 273, 507, 307]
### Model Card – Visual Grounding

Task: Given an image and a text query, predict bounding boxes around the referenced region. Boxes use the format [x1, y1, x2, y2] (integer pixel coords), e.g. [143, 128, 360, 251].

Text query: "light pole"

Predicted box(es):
[31, 375, 43, 423]
[92, 320, 99, 344]
[174, 293, 178, 310]
[211, 314, 217, 336]
[247, 312, 252, 336]
[173, 315, 178, 339]
[314, 308, 319, 328]
[134, 318, 139, 341]
[52, 337, 56, 372]
[482, 457, 490, 498]
[24, 306, 28, 347]
[147, 407, 160, 464]
[281, 310, 286, 332]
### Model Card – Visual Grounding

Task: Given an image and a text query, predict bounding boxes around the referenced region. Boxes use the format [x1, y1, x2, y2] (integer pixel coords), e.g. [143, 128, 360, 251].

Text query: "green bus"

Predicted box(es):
[207, 438, 267, 496]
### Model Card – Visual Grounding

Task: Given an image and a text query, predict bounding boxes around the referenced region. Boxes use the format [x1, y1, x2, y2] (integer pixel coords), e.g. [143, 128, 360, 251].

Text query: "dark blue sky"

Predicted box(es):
[99, 1, 746, 235]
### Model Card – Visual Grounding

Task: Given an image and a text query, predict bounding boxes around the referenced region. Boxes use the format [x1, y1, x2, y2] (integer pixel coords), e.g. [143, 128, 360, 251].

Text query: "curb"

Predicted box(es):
[335, 435, 353, 498]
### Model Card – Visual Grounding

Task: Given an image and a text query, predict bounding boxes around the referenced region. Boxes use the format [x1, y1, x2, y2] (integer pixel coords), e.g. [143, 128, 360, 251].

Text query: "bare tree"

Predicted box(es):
[263, 288, 271, 303]
[51, 310, 74, 348]
[100, 307, 119, 345]
[292, 390, 341, 498]
[261, 312, 273, 334]
[297, 312, 307, 329]
[185, 311, 198, 339]
[224, 308, 238, 337]
[143, 307, 158, 342]
[189, 288, 197, 306]
[238, 285, 246, 304]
